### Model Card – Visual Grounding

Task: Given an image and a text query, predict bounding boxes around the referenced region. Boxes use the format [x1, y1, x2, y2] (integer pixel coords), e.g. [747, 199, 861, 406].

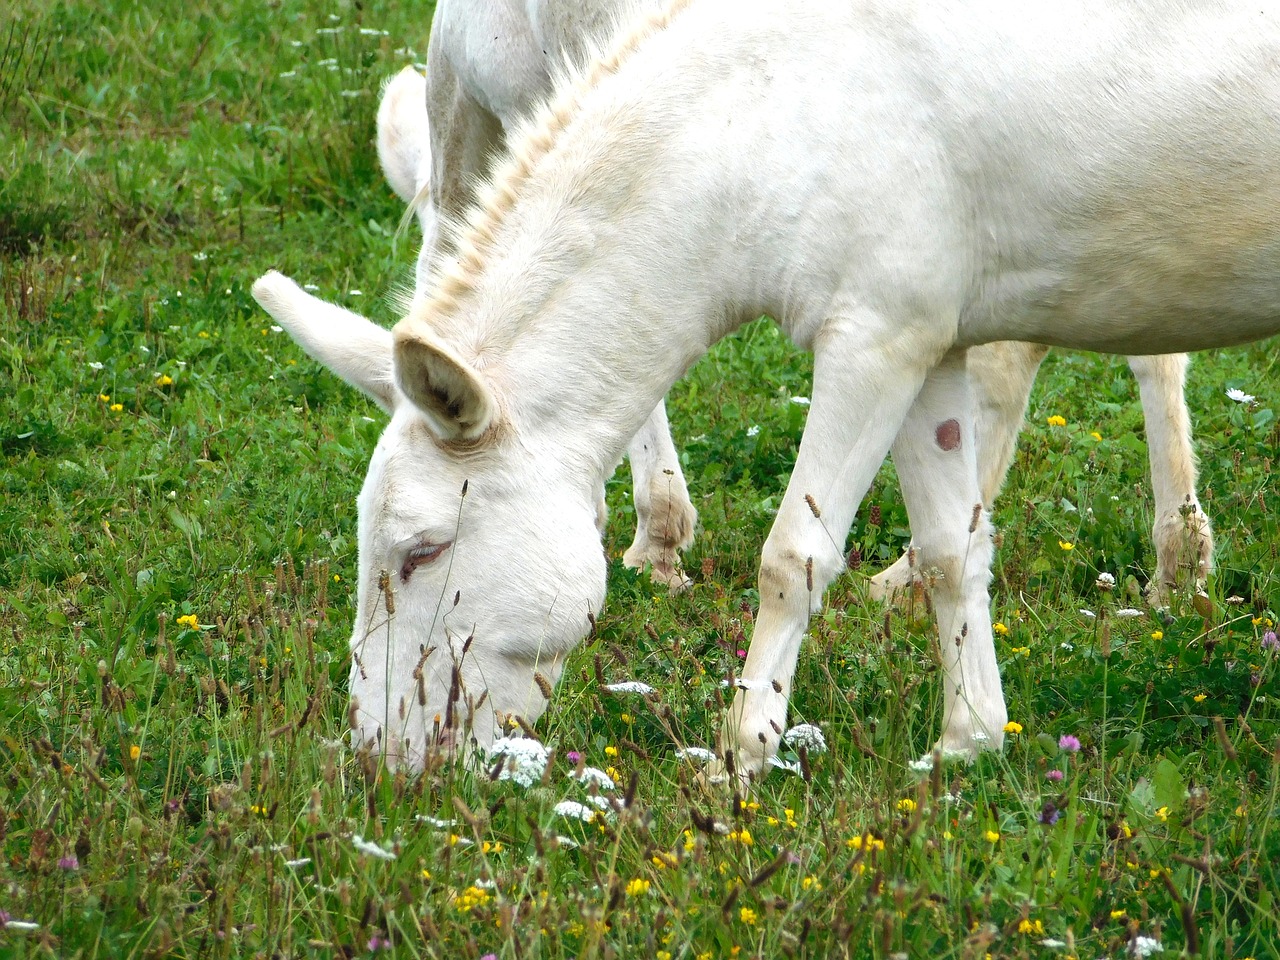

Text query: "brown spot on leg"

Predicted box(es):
[935, 418, 961, 451]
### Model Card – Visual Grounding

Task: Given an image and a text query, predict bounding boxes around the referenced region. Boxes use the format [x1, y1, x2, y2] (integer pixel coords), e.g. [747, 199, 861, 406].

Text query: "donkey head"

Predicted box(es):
[252, 272, 606, 768]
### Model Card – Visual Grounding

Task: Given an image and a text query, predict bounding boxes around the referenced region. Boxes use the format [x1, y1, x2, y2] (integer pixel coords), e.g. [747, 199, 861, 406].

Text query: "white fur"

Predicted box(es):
[256, 0, 1280, 774]
[379, 0, 696, 589]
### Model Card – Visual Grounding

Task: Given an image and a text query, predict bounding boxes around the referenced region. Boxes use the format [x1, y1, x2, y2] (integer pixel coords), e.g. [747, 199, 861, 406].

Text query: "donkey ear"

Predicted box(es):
[252, 271, 396, 412]
[376, 66, 430, 204]
[392, 324, 497, 442]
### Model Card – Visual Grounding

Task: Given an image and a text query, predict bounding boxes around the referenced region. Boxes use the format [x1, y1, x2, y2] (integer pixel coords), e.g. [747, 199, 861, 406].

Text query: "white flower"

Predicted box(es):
[4, 920, 40, 932]
[270, 325, 283, 333]
[359, 27, 390, 36]
[554, 834, 580, 848]
[284, 857, 312, 868]
[193, 250, 208, 261]
[1059, 642, 1075, 652]
[1096, 572, 1116, 590]
[351, 835, 396, 860]
[1040, 939, 1067, 949]
[584, 794, 614, 812]
[746, 425, 760, 437]
[488, 736, 549, 787]
[553, 800, 596, 822]
[603, 680, 654, 695]
[88, 361, 104, 370]
[970, 731, 990, 744]
[675, 746, 717, 763]
[908, 756, 934, 773]
[348, 289, 363, 296]
[1132, 935, 1163, 957]
[790, 396, 810, 406]
[1226, 388, 1255, 404]
[1079, 609, 1097, 619]
[767, 757, 803, 775]
[570, 766, 615, 791]
[782, 723, 827, 754]
[303, 283, 319, 292]
[415, 815, 457, 828]
[1115, 608, 1144, 618]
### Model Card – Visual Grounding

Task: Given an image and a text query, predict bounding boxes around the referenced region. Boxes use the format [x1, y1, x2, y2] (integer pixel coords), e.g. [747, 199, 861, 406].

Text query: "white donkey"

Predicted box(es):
[254, 0, 1278, 775]
[375, 0, 1211, 603]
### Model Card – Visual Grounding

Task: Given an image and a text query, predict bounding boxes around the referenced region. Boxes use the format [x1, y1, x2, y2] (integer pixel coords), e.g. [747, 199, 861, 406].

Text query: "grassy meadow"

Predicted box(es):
[2, 1, 1279, 957]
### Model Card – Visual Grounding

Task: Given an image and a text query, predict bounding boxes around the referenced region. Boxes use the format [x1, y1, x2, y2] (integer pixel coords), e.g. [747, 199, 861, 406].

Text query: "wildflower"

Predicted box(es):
[603, 680, 654, 695]
[352, 835, 396, 861]
[1155, 806, 1169, 822]
[1018, 918, 1046, 936]
[367, 934, 391, 951]
[908, 756, 934, 773]
[553, 800, 596, 822]
[488, 736, 549, 787]
[129, 745, 141, 761]
[1151, 630, 1164, 640]
[1225, 388, 1255, 404]
[455, 885, 491, 912]
[98, 393, 111, 402]
[1058, 540, 1074, 551]
[985, 830, 1001, 843]
[1058, 734, 1081, 752]
[746, 425, 760, 437]
[1115, 608, 1144, 618]
[1046, 415, 1067, 426]
[1193, 693, 1207, 703]
[1079, 609, 1096, 618]
[782, 723, 827, 753]
[1003, 721, 1023, 735]
[110, 403, 124, 412]
[1111, 910, 1127, 920]
[1011, 645, 1031, 656]
[897, 798, 917, 813]
[801, 875, 823, 891]
[1090, 431, 1103, 441]
[176, 614, 199, 630]
[727, 828, 754, 846]
[249, 804, 268, 817]
[1263, 631, 1279, 652]
[569, 766, 615, 791]
[565, 750, 582, 764]
[58, 855, 79, 871]
[1039, 802, 1060, 826]
[620, 713, 633, 724]
[348, 289, 363, 296]
[155, 374, 173, 386]
[993, 621, 1009, 635]
[739, 906, 758, 926]
[675, 746, 717, 763]
[604, 745, 619, 758]
[625, 878, 650, 897]
[1132, 935, 1163, 957]
[1045, 770, 1064, 782]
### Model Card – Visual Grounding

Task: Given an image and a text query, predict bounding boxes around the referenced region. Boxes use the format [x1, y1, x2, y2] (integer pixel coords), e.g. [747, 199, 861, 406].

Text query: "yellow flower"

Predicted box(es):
[727, 828, 754, 846]
[176, 614, 199, 630]
[739, 907, 758, 926]
[625, 878, 650, 897]
[1110, 909, 1126, 920]
[197, 331, 210, 339]
[993, 621, 1009, 636]
[1011, 645, 1031, 656]
[1003, 721, 1023, 735]
[1046, 415, 1067, 427]
[129, 744, 141, 761]
[1018, 919, 1045, 936]
[657, 952, 672, 960]
[1155, 806, 1169, 822]
[454, 885, 492, 912]
[604, 745, 619, 758]
[1235, 805, 1247, 818]
[897, 798, 917, 813]
[801, 875, 822, 891]
[985, 830, 1001, 843]
[249, 803, 267, 817]
[1058, 540, 1074, 551]
[421, 869, 431, 880]
[1090, 431, 1103, 441]
[98, 393, 111, 402]
[333, 574, 341, 582]
[620, 713, 633, 724]
[1151, 630, 1164, 640]
[155, 374, 173, 386]
[109, 403, 124, 412]
[482, 841, 503, 854]
[1193, 693, 1207, 703]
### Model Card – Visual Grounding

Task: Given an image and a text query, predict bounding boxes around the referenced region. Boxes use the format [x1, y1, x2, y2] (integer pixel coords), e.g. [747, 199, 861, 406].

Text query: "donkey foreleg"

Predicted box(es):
[1127, 353, 1212, 603]
[724, 318, 947, 778]
[621, 400, 697, 592]
[889, 351, 1006, 758]
[868, 340, 1047, 602]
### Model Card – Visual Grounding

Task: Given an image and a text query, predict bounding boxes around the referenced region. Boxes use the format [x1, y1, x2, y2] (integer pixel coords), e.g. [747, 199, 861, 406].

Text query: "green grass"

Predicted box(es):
[2, 2, 1279, 957]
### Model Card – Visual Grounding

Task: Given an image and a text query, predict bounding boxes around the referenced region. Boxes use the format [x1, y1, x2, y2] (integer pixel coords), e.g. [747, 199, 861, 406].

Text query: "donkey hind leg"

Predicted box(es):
[722, 314, 955, 779]
[1127, 353, 1213, 604]
[621, 401, 697, 592]
[869, 341, 1048, 602]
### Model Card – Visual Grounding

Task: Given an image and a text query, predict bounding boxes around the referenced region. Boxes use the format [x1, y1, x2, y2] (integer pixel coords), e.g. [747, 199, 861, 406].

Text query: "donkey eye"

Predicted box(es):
[400, 541, 451, 583]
